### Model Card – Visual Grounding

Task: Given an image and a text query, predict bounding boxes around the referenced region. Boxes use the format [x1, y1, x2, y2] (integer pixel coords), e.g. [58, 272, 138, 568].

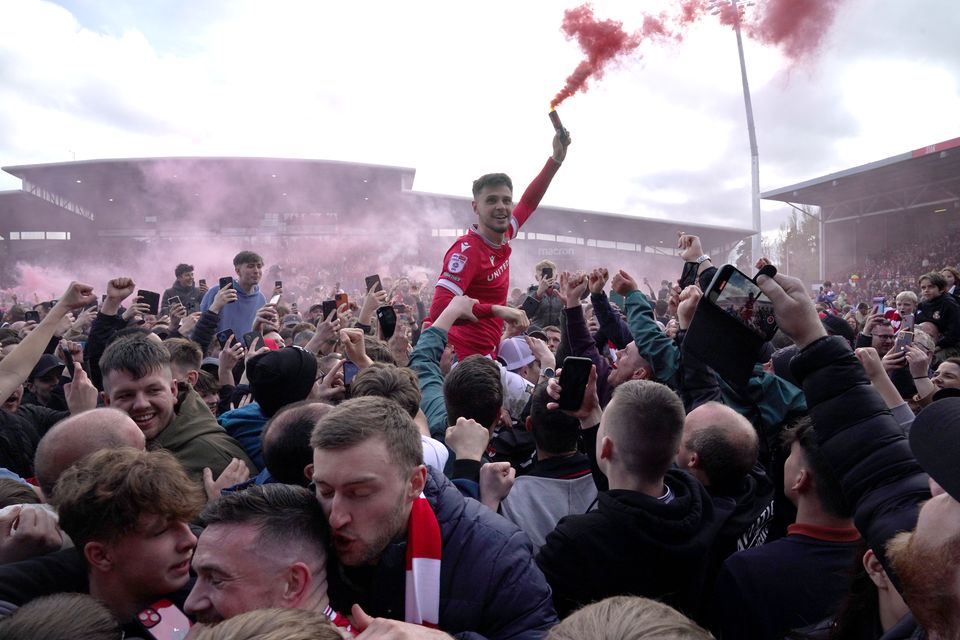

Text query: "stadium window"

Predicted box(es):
[515, 232, 526, 240]
[144, 216, 157, 223]
[438, 228, 457, 237]
[616, 242, 636, 251]
[431, 229, 438, 237]
[8, 232, 19, 240]
[535, 233, 556, 242]
[45, 232, 68, 240]
[556, 235, 577, 244]
[20, 231, 45, 240]
[587, 239, 597, 247]
[596, 240, 616, 249]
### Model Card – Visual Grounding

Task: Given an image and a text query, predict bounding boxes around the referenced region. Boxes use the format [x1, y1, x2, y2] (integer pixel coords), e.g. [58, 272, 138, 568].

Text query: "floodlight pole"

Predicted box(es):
[729, 0, 763, 265]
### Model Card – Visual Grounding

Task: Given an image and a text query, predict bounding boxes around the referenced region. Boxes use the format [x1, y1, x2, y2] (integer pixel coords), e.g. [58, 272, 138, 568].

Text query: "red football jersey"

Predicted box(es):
[429, 158, 560, 358]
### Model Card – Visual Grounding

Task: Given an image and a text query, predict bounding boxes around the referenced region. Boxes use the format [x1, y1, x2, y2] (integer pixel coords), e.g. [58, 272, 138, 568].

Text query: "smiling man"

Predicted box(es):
[200, 250, 268, 337]
[100, 334, 255, 480]
[310, 396, 557, 638]
[51, 448, 203, 632]
[427, 131, 570, 359]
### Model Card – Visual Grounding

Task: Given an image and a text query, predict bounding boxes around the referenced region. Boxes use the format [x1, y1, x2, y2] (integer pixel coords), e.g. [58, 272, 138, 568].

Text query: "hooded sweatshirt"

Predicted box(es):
[199, 279, 266, 338]
[536, 469, 720, 618]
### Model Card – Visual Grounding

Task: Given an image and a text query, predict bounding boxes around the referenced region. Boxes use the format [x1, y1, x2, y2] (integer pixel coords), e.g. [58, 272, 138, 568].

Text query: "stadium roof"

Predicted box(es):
[761, 137, 960, 222]
[1, 156, 754, 253]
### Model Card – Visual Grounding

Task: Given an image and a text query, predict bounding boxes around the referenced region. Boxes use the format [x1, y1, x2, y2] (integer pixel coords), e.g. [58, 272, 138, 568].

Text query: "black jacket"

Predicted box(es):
[328, 467, 557, 640]
[916, 292, 960, 348]
[536, 469, 719, 618]
[790, 337, 930, 577]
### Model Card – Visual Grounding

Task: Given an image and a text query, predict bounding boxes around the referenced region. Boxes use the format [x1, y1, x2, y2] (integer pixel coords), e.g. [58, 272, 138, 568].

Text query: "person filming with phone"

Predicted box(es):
[199, 251, 268, 338]
[160, 263, 204, 316]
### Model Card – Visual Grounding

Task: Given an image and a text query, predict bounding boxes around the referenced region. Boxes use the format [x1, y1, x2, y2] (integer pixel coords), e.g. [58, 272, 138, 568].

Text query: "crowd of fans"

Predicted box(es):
[0, 153, 959, 639]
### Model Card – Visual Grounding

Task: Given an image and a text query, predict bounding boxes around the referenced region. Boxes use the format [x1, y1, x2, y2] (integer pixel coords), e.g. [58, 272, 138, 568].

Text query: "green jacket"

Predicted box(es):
[408, 326, 449, 439]
[151, 384, 257, 481]
[624, 290, 681, 386]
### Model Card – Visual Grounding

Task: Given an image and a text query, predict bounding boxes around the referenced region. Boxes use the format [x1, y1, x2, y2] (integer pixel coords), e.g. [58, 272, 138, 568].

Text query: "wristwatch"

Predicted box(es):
[695, 254, 711, 264]
[540, 367, 556, 380]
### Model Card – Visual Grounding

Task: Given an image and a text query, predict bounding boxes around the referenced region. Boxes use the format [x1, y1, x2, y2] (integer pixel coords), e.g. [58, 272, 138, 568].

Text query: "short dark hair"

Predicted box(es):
[233, 250, 264, 267]
[472, 173, 513, 200]
[310, 396, 422, 473]
[604, 380, 685, 483]
[529, 382, 580, 455]
[52, 448, 204, 552]
[199, 484, 328, 562]
[920, 271, 947, 290]
[262, 401, 331, 486]
[164, 337, 202, 371]
[100, 335, 170, 382]
[444, 355, 502, 428]
[363, 336, 397, 365]
[194, 370, 221, 396]
[0, 593, 121, 640]
[175, 263, 194, 278]
[782, 417, 851, 519]
[350, 363, 421, 418]
[0, 477, 40, 508]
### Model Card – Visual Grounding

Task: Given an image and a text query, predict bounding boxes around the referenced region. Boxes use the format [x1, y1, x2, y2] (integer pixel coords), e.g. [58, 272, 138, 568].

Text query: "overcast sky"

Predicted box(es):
[1, 0, 958, 235]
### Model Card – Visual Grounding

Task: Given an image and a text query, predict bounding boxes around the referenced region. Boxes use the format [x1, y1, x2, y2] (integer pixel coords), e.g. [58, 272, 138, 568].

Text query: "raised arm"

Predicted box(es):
[509, 131, 570, 233]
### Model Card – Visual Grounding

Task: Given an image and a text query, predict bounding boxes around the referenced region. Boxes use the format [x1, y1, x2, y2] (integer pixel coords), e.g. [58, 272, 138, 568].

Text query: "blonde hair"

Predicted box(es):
[896, 291, 918, 305]
[187, 608, 344, 640]
[547, 596, 713, 640]
[535, 259, 558, 277]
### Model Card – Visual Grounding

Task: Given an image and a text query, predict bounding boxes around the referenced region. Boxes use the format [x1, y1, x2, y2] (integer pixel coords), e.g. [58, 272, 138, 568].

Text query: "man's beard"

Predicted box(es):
[887, 529, 960, 638]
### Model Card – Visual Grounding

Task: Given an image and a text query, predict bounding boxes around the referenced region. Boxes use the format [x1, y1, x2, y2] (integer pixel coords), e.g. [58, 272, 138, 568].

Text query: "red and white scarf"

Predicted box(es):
[404, 492, 441, 627]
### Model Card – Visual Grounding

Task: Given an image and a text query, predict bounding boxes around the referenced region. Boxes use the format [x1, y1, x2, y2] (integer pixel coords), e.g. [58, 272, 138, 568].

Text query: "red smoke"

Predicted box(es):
[736, 0, 844, 61]
[552, 0, 845, 106]
[551, 5, 643, 109]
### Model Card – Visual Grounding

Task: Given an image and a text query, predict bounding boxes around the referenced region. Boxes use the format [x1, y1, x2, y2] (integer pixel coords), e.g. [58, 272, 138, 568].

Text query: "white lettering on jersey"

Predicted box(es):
[448, 253, 468, 274]
[487, 259, 510, 281]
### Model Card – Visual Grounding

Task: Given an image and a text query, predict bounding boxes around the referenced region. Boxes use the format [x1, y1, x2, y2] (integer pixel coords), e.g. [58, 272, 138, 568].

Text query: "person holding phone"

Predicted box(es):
[199, 251, 268, 339]
[520, 260, 563, 329]
[160, 263, 203, 316]
[427, 129, 571, 359]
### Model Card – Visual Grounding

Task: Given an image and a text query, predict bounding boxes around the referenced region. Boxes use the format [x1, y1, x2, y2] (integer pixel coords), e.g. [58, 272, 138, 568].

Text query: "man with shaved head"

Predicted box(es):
[33, 408, 145, 500]
[537, 380, 720, 618]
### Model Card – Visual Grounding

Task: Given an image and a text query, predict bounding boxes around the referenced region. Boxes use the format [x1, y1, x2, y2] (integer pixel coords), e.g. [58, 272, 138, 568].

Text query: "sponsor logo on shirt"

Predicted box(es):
[487, 259, 509, 281]
[460, 242, 471, 252]
[448, 253, 468, 274]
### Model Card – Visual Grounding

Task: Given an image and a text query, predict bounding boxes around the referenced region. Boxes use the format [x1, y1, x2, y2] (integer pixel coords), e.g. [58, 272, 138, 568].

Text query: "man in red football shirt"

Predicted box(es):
[428, 130, 571, 358]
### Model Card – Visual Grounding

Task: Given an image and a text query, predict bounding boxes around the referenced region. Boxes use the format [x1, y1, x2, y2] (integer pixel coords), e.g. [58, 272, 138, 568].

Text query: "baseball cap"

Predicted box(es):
[498, 337, 535, 371]
[910, 397, 960, 501]
[282, 313, 303, 328]
[29, 354, 64, 382]
[526, 325, 548, 341]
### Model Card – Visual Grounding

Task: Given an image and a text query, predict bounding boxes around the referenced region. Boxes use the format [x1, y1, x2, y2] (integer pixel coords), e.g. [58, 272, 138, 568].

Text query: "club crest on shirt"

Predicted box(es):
[448, 253, 468, 274]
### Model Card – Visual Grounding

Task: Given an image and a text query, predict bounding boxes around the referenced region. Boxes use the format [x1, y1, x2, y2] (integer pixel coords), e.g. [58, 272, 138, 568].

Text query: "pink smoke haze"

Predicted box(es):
[552, 0, 846, 106]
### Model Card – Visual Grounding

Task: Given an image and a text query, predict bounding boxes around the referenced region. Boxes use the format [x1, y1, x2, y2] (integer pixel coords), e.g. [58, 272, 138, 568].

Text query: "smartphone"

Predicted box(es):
[365, 274, 383, 293]
[894, 331, 914, 353]
[322, 299, 337, 320]
[542, 267, 554, 280]
[242, 331, 262, 350]
[275, 280, 283, 289]
[343, 361, 359, 385]
[377, 305, 397, 340]
[61, 348, 75, 376]
[872, 296, 886, 315]
[138, 598, 191, 640]
[199, 278, 207, 287]
[705, 265, 778, 341]
[219, 276, 233, 291]
[269, 293, 281, 305]
[24, 310, 40, 323]
[138, 290, 161, 315]
[335, 292, 349, 308]
[558, 356, 592, 411]
[216, 329, 235, 348]
[167, 295, 182, 308]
